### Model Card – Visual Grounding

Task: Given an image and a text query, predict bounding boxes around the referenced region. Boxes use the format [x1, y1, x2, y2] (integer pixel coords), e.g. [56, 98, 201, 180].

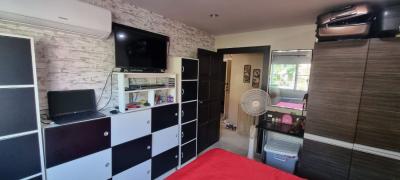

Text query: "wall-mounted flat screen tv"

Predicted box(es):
[113, 23, 169, 72]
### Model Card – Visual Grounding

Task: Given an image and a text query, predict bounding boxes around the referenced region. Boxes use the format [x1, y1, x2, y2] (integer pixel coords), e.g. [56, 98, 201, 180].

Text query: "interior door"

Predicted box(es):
[197, 49, 224, 153]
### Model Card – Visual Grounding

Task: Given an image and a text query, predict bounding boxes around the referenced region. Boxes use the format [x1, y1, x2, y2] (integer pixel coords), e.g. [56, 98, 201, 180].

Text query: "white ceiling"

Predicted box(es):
[131, 0, 393, 35]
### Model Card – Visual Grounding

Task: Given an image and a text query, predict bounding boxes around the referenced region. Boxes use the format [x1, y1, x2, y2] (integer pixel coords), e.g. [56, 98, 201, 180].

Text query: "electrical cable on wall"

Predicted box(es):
[97, 68, 115, 111]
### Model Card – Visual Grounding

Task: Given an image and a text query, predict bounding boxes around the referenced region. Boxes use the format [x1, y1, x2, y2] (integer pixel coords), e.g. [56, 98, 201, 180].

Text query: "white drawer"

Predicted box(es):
[152, 125, 179, 156]
[47, 149, 111, 180]
[113, 159, 151, 180]
[111, 110, 151, 146]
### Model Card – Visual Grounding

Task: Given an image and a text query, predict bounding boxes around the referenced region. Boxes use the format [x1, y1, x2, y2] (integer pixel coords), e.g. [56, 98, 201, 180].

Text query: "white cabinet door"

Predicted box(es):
[113, 159, 151, 180]
[111, 110, 151, 146]
[47, 149, 111, 180]
[152, 125, 179, 156]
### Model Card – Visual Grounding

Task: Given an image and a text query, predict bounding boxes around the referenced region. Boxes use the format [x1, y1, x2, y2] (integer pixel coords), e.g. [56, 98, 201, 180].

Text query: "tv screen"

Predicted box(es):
[113, 23, 169, 71]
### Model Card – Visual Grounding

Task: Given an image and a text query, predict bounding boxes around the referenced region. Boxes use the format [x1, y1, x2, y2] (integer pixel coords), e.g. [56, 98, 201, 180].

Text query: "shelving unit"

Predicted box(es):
[167, 57, 199, 168]
[115, 72, 177, 113]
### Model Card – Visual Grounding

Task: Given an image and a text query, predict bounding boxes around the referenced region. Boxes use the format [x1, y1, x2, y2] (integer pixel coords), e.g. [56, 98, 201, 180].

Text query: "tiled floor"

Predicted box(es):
[208, 123, 250, 156]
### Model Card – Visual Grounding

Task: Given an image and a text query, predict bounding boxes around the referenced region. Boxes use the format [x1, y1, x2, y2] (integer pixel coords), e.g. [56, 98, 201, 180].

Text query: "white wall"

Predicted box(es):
[215, 24, 316, 50]
[227, 53, 264, 126]
[0, 0, 214, 113]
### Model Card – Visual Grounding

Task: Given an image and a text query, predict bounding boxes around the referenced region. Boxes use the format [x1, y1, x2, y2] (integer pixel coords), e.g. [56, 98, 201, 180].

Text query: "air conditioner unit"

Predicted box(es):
[0, 0, 112, 39]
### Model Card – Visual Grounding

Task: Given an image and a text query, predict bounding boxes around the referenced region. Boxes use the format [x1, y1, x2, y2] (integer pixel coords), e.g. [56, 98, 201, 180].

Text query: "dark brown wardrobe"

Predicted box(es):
[299, 38, 400, 180]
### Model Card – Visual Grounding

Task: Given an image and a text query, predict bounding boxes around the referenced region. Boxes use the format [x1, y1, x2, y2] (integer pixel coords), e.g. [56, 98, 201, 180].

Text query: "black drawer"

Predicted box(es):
[182, 121, 197, 144]
[0, 133, 41, 180]
[181, 140, 196, 164]
[152, 146, 179, 179]
[0, 35, 34, 85]
[182, 81, 197, 102]
[0, 88, 37, 137]
[44, 118, 111, 168]
[182, 101, 197, 123]
[112, 135, 152, 175]
[182, 59, 198, 80]
[152, 104, 179, 132]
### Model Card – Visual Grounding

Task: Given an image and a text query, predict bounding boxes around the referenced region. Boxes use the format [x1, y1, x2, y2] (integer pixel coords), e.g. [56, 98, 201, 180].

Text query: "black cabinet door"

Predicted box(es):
[208, 119, 220, 145]
[0, 35, 34, 85]
[182, 81, 197, 102]
[112, 135, 152, 175]
[298, 139, 352, 180]
[0, 134, 41, 180]
[0, 88, 37, 137]
[152, 103, 179, 132]
[197, 123, 208, 153]
[181, 140, 196, 164]
[197, 49, 223, 154]
[44, 118, 111, 168]
[182, 101, 197, 123]
[182, 59, 198, 80]
[182, 121, 197, 144]
[349, 151, 400, 180]
[198, 102, 209, 125]
[151, 146, 179, 179]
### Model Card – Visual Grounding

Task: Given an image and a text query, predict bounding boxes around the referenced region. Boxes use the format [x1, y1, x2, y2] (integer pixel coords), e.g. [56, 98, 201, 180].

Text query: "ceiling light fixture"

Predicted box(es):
[209, 13, 219, 18]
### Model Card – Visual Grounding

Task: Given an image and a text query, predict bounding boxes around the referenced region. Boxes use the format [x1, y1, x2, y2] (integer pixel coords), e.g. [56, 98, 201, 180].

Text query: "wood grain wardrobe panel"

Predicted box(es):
[355, 38, 400, 152]
[349, 151, 400, 180]
[306, 40, 369, 142]
[299, 139, 353, 180]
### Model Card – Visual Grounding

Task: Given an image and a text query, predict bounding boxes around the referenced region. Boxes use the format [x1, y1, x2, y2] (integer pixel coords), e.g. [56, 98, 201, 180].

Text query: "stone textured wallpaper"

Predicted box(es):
[0, 0, 214, 114]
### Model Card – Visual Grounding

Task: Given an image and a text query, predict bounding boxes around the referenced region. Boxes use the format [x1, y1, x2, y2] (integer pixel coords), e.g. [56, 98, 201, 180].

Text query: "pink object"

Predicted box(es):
[282, 114, 293, 125]
[275, 101, 303, 110]
[167, 148, 304, 180]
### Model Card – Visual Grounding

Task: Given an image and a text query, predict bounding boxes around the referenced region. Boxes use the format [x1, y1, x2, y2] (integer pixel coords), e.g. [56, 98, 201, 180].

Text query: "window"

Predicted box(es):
[270, 64, 296, 89]
[268, 50, 312, 110]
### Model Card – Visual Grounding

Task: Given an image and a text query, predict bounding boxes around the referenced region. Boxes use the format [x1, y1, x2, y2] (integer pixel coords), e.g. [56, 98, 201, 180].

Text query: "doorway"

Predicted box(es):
[223, 53, 264, 135]
[197, 46, 271, 155]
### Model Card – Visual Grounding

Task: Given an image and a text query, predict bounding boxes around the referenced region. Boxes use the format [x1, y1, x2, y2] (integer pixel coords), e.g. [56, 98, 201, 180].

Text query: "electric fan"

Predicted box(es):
[240, 89, 271, 159]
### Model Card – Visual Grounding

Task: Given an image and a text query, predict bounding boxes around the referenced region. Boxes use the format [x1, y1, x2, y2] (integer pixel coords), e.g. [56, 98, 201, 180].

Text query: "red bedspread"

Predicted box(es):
[167, 148, 303, 180]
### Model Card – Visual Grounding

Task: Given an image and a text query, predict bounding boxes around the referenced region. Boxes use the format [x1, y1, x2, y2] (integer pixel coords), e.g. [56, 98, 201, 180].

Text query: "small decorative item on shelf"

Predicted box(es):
[144, 101, 150, 107]
[126, 103, 141, 109]
[167, 95, 174, 103]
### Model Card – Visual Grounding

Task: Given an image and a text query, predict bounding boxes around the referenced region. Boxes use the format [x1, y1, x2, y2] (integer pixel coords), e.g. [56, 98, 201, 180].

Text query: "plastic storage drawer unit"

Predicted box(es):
[264, 139, 300, 173]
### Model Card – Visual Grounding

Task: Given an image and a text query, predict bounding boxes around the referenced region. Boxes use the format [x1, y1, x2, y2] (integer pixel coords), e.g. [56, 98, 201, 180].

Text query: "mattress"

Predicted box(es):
[167, 148, 303, 180]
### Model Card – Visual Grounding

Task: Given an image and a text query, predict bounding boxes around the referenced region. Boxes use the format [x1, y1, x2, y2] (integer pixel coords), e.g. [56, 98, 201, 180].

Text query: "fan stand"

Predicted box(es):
[247, 116, 257, 159]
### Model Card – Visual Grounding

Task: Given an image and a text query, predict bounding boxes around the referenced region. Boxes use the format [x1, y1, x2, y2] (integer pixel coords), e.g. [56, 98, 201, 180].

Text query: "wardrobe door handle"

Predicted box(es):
[174, 112, 178, 116]
[175, 154, 178, 159]
[181, 132, 184, 138]
[105, 162, 110, 167]
[182, 89, 185, 95]
[147, 145, 151, 150]
[103, 131, 109, 136]
[181, 110, 184, 117]
[182, 66, 185, 73]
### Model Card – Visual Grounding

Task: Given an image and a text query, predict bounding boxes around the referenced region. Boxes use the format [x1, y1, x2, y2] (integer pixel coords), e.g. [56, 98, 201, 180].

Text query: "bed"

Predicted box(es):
[167, 148, 303, 180]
